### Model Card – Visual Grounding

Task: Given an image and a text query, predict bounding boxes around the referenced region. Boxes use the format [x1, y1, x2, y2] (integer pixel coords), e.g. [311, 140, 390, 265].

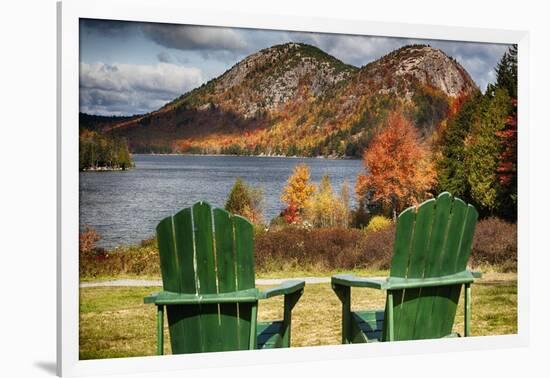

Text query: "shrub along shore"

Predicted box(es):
[79, 216, 517, 280]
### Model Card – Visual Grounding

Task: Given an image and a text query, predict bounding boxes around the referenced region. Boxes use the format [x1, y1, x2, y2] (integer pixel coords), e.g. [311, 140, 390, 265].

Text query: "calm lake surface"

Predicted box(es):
[79, 154, 363, 249]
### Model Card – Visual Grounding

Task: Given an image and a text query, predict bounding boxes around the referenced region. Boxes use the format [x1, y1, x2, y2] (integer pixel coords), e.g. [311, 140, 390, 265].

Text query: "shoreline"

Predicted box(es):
[81, 166, 132, 172]
[131, 152, 360, 160]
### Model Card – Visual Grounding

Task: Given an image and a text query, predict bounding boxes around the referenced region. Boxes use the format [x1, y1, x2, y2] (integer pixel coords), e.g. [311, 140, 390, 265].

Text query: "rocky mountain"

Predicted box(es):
[94, 43, 479, 157]
[180, 42, 357, 118]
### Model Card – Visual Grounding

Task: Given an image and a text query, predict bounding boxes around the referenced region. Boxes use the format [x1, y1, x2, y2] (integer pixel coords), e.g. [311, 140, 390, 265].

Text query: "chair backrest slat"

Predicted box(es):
[214, 208, 237, 293]
[234, 215, 255, 290]
[440, 198, 468, 276]
[192, 202, 217, 294]
[213, 208, 240, 350]
[172, 208, 197, 293]
[389, 208, 415, 277]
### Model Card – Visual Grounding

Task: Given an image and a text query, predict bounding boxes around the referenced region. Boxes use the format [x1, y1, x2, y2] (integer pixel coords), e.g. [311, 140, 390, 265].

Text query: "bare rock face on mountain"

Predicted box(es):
[381, 45, 478, 98]
[98, 43, 480, 156]
[169, 42, 357, 119]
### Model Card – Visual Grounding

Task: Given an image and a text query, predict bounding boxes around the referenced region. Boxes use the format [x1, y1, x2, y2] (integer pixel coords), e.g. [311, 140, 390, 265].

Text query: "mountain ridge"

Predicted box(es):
[83, 43, 479, 157]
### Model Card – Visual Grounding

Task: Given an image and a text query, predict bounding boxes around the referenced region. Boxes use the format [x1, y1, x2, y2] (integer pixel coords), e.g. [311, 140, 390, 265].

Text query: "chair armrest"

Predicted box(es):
[259, 280, 305, 299]
[332, 270, 480, 291]
[331, 274, 387, 290]
[385, 270, 478, 290]
[144, 288, 260, 305]
[144, 292, 160, 304]
[469, 270, 483, 279]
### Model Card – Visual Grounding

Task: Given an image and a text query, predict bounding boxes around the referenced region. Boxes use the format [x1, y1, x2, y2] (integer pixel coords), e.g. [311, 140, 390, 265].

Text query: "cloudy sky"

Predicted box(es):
[80, 18, 512, 116]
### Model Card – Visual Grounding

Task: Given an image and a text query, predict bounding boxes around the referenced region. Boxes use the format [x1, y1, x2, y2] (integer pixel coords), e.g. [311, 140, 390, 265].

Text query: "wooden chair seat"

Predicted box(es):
[350, 310, 385, 343]
[257, 321, 285, 349]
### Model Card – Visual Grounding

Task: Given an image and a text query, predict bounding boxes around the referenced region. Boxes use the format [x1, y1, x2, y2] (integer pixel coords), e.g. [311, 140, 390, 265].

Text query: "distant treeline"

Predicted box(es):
[79, 130, 133, 171]
[178, 143, 363, 158]
[79, 113, 138, 132]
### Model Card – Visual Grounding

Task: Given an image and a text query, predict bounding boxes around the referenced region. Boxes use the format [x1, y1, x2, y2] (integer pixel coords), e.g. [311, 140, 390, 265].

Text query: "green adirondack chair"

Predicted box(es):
[144, 202, 305, 354]
[332, 192, 482, 343]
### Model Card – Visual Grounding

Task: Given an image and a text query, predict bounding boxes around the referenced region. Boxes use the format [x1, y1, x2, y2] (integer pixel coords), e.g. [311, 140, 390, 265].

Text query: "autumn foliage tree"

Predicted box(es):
[356, 111, 436, 220]
[281, 164, 315, 223]
[304, 176, 350, 227]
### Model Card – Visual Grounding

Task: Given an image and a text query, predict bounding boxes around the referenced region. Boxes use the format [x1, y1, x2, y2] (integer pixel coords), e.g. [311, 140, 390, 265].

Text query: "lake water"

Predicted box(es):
[79, 154, 363, 249]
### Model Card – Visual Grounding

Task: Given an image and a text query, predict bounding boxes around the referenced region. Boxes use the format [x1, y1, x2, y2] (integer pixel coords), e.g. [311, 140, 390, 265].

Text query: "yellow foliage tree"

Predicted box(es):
[281, 163, 315, 222]
[304, 176, 350, 228]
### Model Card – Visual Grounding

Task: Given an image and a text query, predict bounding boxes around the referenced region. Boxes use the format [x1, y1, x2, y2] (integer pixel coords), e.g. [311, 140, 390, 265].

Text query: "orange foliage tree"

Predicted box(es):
[356, 111, 436, 220]
[281, 163, 316, 223]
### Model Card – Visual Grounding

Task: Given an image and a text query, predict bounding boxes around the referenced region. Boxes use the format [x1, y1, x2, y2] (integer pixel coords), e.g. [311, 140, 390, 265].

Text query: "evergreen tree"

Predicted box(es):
[436, 94, 481, 199]
[225, 177, 264, 224]
[79, 130, 133, 171]
[493, 45, 518, 98]
[464, 88, 512, 213]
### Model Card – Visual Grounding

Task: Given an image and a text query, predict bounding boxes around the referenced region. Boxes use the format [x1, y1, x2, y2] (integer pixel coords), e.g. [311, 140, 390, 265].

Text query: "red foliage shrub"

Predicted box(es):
[281, 204, 299, 224]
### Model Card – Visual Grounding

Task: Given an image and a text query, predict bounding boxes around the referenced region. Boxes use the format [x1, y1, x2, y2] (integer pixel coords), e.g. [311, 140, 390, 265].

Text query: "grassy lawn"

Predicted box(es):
[79, 272, 517, 360]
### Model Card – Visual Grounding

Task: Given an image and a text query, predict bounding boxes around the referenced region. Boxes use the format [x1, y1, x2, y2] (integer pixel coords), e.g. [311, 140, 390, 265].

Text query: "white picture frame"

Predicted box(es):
[57, 0, 530, 376]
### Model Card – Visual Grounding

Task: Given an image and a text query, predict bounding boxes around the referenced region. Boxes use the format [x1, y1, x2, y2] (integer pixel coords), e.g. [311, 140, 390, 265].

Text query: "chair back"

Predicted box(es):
[384, 192, 478, 340]
[156, 202, 256, 353]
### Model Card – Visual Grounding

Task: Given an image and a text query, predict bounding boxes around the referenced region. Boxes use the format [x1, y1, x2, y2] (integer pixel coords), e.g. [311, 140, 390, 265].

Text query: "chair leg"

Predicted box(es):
[464, 283, 471, 337]
[249, 303, 258, 350]
[387, 292, 394, 341]
[282, 289, 304, 347]
[332, 284, 351, 344]
[157, 305, 164, 355]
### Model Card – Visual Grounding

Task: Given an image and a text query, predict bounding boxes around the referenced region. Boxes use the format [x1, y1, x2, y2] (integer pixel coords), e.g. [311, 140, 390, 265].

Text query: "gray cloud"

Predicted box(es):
[142, 23, 246, 51]
[80, 18, 138, 37]
[79, 62, 204, 116]
[156, 51, 173, 63]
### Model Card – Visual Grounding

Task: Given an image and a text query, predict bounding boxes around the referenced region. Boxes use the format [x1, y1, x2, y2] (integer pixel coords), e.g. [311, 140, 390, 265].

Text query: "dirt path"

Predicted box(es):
[79, 272, 516, 288]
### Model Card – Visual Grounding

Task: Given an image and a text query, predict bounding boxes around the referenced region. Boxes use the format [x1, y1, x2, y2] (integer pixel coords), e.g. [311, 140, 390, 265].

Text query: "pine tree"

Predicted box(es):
[225, 177, 264, 224]
[464, 88, 512, 212]
[494, 45, 518, 98]
[436, 94, 481, 199]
